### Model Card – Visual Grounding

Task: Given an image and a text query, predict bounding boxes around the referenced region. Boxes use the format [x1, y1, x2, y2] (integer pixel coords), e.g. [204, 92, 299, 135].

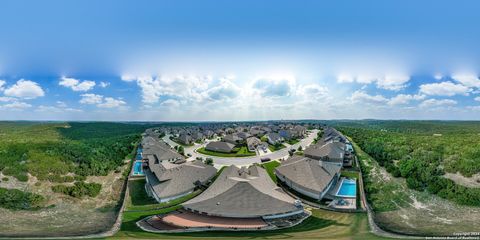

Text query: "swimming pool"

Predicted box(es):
[136, 148, 143, 160]
[133, 161, 144, 175]
[336, 178, 356, 197]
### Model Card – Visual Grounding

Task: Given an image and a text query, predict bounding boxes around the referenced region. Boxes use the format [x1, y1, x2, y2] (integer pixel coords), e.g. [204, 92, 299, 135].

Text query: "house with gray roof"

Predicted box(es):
[246, 137, 263, 152]
[183, 165, 304, 219]
[205, 141, 235, 153]
[141, 136, 184, 163]
[178, 133, 193, 145]
[275, 156, 341, 200]
[266, 132, 284, 145]
[304, 141, 347, 166]
[145, 160, 217, 203]
[223, 134, 242, 145]
[236, 132, 251, 140]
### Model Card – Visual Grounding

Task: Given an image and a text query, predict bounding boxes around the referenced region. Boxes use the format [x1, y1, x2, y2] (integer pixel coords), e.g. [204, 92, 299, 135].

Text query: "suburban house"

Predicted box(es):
[246, 136, 265, 152]
[191, 132, 204, 142]
[304, 141, 348, 166]
[183, 165, 305, 219]
[141, 136, 217, 203]
[205, 141, 235, 153]
[145, 159, 217, 203]
[279, 129, 292, 140]
[223, 134, 242, 145]
[292, 125, 307, 138]
[141, 136, 184, 163]
[275, 155, 341, 200]
[249, 128, 265, 137]
[178, 133, 193, 145]
[203, 130, 215, 139]
[236, 132, 251, 140]
[266, 132, 284, 145]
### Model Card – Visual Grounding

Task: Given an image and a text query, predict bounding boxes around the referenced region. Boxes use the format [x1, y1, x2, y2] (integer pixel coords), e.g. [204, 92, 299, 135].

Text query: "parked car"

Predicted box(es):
[261, 157, 271, 162]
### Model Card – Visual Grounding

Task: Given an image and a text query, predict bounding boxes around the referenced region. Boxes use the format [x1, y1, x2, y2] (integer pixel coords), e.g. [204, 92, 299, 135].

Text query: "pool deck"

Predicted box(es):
[327, 177, 357, 210]
[131, 160, 146, 176]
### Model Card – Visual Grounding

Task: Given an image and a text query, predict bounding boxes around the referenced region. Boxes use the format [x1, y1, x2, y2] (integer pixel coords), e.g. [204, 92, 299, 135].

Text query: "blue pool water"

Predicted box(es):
[336, 179, 356, 197]
[133, 161, 144, 175]
[136, 148, 143, 160]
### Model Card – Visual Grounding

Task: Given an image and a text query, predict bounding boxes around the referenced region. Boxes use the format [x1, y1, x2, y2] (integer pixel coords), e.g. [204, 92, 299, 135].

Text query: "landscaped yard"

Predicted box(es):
[113, 207, 385, 240]
[287, 139, 300, 145]
[268, 143, 286, 152]
[197, 146, 256, 157]
[169, 136, 194, 147]
[125, 178, 201, 212]
[261, 161, 280, 183]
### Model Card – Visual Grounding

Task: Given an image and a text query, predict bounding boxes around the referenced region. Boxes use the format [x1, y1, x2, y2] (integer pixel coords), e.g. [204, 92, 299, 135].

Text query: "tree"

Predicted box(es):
[204, 158, 213, 165]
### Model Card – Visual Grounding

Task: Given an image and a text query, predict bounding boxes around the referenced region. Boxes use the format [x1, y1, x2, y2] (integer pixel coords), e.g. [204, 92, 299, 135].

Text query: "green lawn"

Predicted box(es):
[197, 146, 256, 157]
[268, 143, 286, 152]
[113, 208, 386, 240]
[287, 139, 300, 145]
[170, 137, 194, 147]
[125, 178, 201, 212]
[113, 159, 386, 240]
[340, 171, 359, 179]
[261, 161, 280, 183]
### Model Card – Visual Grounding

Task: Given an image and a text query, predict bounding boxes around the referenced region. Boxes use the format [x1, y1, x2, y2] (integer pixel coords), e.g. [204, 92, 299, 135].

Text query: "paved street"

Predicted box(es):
[163, 130, 319, 167]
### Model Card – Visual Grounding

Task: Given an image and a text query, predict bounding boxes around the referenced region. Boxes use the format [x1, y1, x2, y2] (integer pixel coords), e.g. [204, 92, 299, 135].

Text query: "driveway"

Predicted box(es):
[164, 130, 319, 167]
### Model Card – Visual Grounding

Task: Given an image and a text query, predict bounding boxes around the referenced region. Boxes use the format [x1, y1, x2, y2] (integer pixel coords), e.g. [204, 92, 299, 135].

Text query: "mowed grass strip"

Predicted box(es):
[113, 208, 386, 240]
[261, 161, 280, 183]
[197, 146, 255, 157]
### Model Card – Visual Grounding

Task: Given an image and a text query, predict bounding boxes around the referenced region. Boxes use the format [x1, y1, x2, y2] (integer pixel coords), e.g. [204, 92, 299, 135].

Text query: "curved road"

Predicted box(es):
[163, 130, 319, 166]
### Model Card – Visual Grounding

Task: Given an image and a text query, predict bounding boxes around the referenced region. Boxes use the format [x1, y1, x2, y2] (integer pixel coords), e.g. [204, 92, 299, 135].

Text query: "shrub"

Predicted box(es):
[52, 181, 102, 198]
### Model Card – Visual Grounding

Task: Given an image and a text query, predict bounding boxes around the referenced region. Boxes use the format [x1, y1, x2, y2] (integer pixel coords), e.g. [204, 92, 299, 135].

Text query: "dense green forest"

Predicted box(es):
[0, 122, 155, 208]
[334, 121, 480, 206]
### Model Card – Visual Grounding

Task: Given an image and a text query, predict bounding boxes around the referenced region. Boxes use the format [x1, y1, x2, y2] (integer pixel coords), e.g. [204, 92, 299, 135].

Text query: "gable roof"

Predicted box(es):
[205, 141, 235, 152]
[146, 160, 217, 199]
[275, 156, 341, 195]
[183, 165, 300, 218]
[142, 136, 184, 161]
[304, 141, 345, 161]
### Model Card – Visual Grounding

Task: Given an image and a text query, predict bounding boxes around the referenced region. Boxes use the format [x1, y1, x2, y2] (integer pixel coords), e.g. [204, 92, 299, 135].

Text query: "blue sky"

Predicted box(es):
[1, 0, 480, 121]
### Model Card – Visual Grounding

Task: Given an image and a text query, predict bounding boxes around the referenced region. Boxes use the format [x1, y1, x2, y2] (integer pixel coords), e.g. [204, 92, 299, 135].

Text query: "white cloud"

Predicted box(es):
[206, 77, 240, 101]
[123, 74, 237, 104]
[36, 105, 82, 113]
[376, 75, 410, 91]
[160, 99, 181, 108]
[97, 97, 126, 108]
[434, 73, 443, 80]
[1, 101, 32, 110]
[0, 96, 16, 102]
[350, 90, 388, 103]
[296, 84, 329, 99]
[419, 99, 457, 108]
[56, 101, 67, 108]
[59, 76, 96, 91]
[388, 94, 425, 105]
[79, 93, 126, 108]
[336, 73, 410, 91]
[419, 81, 470, 96]
[99, 81, 110, 88]
[474, 96, 480, 102]
[79, 93, 103, 104]
[451, 73, 480, 88]
[4, 79, 45, 99]
[120, 74, 137, 82]
[252, 77, 295, 97]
